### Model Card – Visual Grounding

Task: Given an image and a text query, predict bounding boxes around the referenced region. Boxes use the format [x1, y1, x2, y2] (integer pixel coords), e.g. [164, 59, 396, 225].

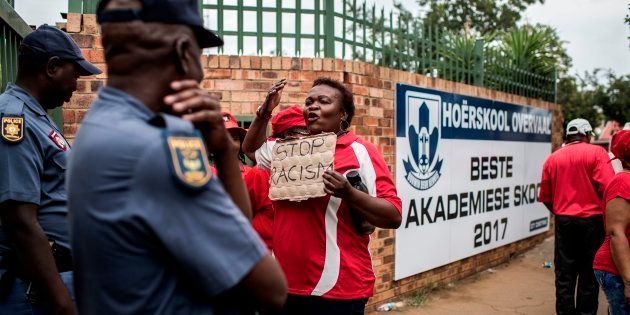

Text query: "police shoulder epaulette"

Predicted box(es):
[160, 114, 212, 189]
[1, 99, 25, 143]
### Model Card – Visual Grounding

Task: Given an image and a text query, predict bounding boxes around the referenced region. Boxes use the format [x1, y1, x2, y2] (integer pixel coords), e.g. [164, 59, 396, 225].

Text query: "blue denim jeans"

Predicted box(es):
[595, 269, 629, 315]
[0, 270, 74, 315]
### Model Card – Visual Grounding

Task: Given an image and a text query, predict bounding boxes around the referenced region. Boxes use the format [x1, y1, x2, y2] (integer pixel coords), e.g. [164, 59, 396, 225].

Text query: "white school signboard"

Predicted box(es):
[394, 83, 552, 280]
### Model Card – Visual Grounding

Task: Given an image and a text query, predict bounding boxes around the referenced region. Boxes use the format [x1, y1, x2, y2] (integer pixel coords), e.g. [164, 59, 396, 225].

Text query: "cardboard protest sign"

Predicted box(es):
[269, 133, 337, 201]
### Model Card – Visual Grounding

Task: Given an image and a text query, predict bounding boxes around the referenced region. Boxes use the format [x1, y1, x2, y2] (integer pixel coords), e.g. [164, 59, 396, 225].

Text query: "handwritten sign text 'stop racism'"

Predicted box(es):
[269, 133, 336, 201]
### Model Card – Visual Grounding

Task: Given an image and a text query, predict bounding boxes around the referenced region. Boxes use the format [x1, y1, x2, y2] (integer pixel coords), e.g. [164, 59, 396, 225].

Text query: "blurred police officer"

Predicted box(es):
[0, 25, 101, 314]
[539, 118, 615, 315]
[67, 0, 287, 314]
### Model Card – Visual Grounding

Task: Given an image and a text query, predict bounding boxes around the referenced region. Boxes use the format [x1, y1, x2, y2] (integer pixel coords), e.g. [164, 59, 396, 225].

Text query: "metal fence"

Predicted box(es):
[68, 0, 556, 102]
[1, 1, 64, 129]
[0, 0, 30, 92]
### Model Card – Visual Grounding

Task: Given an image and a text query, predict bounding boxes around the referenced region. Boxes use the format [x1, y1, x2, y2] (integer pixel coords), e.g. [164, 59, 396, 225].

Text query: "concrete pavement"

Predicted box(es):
[370, 237, 608, 315]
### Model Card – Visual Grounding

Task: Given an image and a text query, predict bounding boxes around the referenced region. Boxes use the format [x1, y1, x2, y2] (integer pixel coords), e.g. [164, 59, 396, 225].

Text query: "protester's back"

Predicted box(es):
[540, 141, 614, 217]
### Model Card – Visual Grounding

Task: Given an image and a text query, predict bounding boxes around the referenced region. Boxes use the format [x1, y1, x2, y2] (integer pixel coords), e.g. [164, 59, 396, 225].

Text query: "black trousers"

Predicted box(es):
[280, 294, 368, 315]
[554, 215, 605, 315]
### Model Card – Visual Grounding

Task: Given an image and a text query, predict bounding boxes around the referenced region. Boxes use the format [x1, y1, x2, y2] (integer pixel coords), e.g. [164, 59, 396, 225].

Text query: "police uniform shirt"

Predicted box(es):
[68, 86, 267, 314]
[0, 83, 70, 253]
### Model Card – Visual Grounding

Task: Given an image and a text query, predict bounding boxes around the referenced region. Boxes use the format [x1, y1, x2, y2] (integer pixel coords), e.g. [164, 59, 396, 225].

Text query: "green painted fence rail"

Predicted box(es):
[68, 0, 556, 102]
[1, 0, 64, 129]
[0, 0, 30, 92]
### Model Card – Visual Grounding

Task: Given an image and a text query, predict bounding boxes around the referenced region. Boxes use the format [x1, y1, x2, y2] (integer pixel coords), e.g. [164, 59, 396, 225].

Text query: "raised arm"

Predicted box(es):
[165, 80, 252, 219]
[242, 79, 286, 161]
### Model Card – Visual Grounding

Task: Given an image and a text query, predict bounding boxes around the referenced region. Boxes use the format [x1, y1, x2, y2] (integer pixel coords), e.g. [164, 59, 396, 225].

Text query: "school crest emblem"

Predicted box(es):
[166, 135, 212, 189]
[402, 92, 443, 191]
[1, 116, 24, 143]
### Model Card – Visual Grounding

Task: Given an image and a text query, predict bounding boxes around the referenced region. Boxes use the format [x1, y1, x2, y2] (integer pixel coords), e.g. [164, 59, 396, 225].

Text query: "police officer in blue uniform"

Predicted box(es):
[67, 0, 287, 314]
[0, 25, 101, 314]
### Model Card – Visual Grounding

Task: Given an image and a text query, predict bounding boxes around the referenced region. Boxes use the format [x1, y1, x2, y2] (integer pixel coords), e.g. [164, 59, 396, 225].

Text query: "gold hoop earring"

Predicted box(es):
[340, 119, 350, 131]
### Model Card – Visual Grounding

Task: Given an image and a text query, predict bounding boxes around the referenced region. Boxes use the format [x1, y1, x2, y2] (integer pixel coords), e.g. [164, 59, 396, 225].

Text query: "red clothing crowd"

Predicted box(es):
[539, 119, 629, 315]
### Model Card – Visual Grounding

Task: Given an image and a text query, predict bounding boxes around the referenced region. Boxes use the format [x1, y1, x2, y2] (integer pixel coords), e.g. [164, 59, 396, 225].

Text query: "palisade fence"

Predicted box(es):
[0, 0, 64, 128]
[0, 0, 30, 92]
[69, 0, 556, 102]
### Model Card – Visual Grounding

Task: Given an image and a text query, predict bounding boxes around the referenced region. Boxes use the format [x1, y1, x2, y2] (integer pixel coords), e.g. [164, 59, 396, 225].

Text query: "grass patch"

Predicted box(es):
[406, 283, 437, 307]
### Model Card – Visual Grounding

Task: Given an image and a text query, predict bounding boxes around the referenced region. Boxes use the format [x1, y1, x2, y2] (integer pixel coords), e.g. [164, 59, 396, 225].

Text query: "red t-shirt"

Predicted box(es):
[240, 163, 252, 178]
[593, 171, 630, 275]
[245, 167, 274, 250]
[539, 142, 615, 217]
[209, 163, 251, 177]
[256, 131, 402, 299]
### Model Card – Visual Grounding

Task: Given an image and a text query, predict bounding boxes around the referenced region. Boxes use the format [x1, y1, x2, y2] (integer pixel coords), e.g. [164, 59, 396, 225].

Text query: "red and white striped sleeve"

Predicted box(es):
[351, 139, 402, 213]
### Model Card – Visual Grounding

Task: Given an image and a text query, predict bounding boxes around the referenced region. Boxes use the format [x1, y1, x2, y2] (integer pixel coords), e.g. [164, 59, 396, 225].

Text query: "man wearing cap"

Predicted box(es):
[0, 24, 101, 315]
[67, 0, 286, 314]
[539, 118, 616, 314]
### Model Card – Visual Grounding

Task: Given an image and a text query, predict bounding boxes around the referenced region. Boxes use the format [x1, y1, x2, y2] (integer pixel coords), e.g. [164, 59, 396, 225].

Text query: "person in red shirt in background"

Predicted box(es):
[539, 118, 616, 315]
[220, 112, 251, 177]
[245, 106, 309, 250]
[593, 130, 630, 314]
[243, 78, 402, 315]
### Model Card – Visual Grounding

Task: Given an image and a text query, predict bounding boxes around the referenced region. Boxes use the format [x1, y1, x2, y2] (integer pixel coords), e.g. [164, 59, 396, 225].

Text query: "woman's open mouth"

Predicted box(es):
[307, 112, 319, 122]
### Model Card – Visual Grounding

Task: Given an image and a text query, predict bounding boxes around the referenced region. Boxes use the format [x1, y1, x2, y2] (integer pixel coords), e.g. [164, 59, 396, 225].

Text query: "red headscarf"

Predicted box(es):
[271, 106, 306, 136]
[611, 129, 630, 165]
[222, 112, 247, 138]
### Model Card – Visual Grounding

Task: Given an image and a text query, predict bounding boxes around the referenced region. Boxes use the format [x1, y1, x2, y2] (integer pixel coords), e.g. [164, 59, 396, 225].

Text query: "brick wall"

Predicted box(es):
[64, 15, 562, 310]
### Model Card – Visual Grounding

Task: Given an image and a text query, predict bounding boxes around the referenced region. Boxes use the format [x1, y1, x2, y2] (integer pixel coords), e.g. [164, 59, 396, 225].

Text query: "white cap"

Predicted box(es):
[566, 118, 592, 135]
[624, 122, 630, 130]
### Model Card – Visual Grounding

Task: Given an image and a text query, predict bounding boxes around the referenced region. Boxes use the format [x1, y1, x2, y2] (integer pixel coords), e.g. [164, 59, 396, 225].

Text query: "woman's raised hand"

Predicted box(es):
[261, 79, 287, 114]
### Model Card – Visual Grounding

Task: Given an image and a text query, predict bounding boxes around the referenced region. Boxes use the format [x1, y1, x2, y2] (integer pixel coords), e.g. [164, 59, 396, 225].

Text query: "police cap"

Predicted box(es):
[96, 0, 224, 48]
[21, 24, 102, 76]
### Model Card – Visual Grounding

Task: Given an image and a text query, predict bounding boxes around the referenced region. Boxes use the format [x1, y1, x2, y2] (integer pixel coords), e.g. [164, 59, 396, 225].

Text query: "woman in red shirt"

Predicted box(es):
[243, 78, 402, 315]
[593, 129, 630, 314]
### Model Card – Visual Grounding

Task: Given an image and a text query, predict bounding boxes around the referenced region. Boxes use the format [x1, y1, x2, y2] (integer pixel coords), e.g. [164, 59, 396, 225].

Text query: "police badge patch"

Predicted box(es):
[166, 134, 212, 189]
[1, 115, 24, 143]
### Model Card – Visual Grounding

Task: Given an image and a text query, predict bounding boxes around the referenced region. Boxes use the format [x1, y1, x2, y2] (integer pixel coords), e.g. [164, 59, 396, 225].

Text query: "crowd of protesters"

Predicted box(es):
[0, 0, 627, 314]
[540, 120, 630, 315]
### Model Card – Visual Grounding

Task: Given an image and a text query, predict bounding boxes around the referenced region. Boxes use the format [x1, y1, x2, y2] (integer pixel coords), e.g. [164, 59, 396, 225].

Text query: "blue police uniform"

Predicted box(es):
[68, 86, 267, 314]
[0, 83, 74, 313]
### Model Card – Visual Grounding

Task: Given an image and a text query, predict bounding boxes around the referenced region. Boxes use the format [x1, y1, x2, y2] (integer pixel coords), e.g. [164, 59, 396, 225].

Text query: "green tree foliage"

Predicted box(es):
[498, 24, 571, 76]
[416, 0, 545, 36]
[557, 70, 630, 128]
[350, 1, 566, 101]
[557, 74, 603, 128]
[599, 73, 630, 124]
